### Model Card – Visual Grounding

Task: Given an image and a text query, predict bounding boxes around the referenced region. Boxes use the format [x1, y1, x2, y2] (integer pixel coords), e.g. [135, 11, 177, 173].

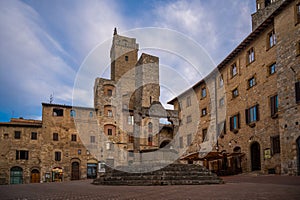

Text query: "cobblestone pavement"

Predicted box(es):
[0, 175, 300, 200]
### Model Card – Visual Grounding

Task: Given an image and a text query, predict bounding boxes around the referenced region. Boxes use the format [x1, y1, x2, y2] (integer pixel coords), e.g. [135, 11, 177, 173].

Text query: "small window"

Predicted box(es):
[31, 132, 37, 140]
[269, 63, 276, 75]
[202, 129, 207, 142]
[71, 134, 77, 142]
[268, 30, 276, 49]
[230, 113, 240, 131]
[90, 136, 95, 143]
[232, 88, 239, 98]
[14, 131, 21, 139]
[70, 110, 76, 117]
[296, 3, 300, 24]
[270, 95, 278, 117]
[54, 151, 61, 161]
[271, 135, 280, 154]
[128, 135, 134, 143]
[148, 122, 153, 133]
[107, 129, 113, 136]
[295, 81, 300, 103]
[53, 108, 63, 116]
[53, 133, 59, 141]
[107, 89, 113, 97]
[187, 115, 192, 123]
[201, 87, 207, 98]
[187, 134, 192, 146]
[78, 149, 81, 155]
[16, 150, 29, 160]
[107, 110, 113, 117]
[219, 97, 225, 107]
[201, 108, 207, 116]
[186, 96, 191, 107]
[125, 56, 129, 61]
[265, 0, 271, 7]
[248, 76, 256, 88]
[219, 75, 224, 87]
[231, 63, 237, 77]
[128, 115, 134, 125]
[247, 48, 255, 64]
[179, 137, 183, 148]
[89, 111, 93, 118]
[246, 105, 260, 124]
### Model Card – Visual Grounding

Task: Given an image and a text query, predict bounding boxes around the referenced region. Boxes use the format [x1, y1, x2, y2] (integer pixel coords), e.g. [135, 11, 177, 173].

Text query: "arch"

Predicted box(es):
[10, 166, 23, 184]
[297, 136, 300, 176]
[159, 140, 171, 148]
[30, 169, 40, 183]
[250, 142, 261, 171]
[71, 161, 80, 180]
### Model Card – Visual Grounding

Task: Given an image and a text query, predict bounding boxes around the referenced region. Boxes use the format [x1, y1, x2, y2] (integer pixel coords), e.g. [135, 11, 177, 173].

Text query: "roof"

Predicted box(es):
[42, 102, 94, 110]
[167, 0, 293, 105]
[0, 118, 42, 127]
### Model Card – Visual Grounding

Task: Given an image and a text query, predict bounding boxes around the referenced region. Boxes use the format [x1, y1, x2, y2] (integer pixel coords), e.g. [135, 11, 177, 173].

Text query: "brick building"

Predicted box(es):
[169, 0, 300, 175]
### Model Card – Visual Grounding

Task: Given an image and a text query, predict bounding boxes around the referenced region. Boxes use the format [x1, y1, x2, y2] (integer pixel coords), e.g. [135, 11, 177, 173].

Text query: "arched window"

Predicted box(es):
[148, 122, 153, 133]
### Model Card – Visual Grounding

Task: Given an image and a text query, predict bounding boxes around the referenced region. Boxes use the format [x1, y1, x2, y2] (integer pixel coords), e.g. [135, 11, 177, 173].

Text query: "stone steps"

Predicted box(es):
[93, 164, 223, 185]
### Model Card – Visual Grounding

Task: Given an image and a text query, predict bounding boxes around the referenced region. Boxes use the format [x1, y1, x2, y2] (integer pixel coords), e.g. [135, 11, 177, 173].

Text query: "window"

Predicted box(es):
[71, 134, 77, 142]
[248, 76, 256, 88]
[219, 75, 224, 87]
[202, 129, 207, 142]
[296, 81, 300, 103]
[186, 96, 191, 107]
[53, 108, 63, 116]
[271, 135, 280, 154]
[78, 149, 81, 155]
[125, 56, 128, 61]
[70, 110, 76, 117]
[231, 63, 237, 77]
[179, 137, 183, 148]
[247, 48, 255, 64]
[148, 122, 153, 133]
[129, 135, 134, 143]
[232, 88, 239, 98]
[296, 3, 300, 24]
[269, 63, 276, 75]
[246, 105, 260, 124]
[107, 129, 113, 136]
[107, 89, 113, 97]
[128, 115, 134, 125]
[16, 150, 29, 160]
[297, 41, 300, 56]
[14, 131, 21, 139]
[270, 95, 278, 117]
[230, 113, 240, 131]
[53, 133, 59, 141]
[268, 30, 276, 48]
[187, 115, 192, 123]
[219, 97, 225, 107]
[107, 110, 113, 117]
[31, 132, 37, 140]
[148, 134, 153, 146]
[89, 111, 93, 118]
[90, 136, 95, 143]
[201, 87, 207, 98]
[218, 121, 226, 137]
[187, 134, 192, 146]
[201, 108, 207, 116]
[55, 152, 61, 161]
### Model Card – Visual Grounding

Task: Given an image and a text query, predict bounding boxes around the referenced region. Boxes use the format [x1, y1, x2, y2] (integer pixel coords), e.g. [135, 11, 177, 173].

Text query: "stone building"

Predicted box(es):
[169, 0, 300, 175]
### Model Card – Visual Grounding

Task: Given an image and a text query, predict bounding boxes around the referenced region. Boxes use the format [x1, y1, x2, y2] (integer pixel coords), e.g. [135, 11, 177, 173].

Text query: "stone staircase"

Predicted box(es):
[92, 164, 223, 186]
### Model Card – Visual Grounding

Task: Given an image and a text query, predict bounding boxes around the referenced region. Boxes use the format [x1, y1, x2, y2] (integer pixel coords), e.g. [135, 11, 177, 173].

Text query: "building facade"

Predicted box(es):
[169, 0, 300, 176]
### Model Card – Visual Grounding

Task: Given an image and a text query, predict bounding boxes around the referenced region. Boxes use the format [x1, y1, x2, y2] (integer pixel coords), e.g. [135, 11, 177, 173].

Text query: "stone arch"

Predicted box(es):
[10, 166, 23, 184]
[159, 140, 171, 148]
[250, 142, 261, 171]
[30, 168, 40, 183]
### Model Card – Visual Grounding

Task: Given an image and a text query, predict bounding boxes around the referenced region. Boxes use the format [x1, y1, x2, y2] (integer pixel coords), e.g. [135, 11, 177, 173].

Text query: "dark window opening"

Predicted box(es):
[53, 108, 63, 116]
[16, 150, 29, 160]
[125, 56, 128, 61]
[71, 134, 77, 142]
[31, 132, 37, 140]
[232, 88, 239, 98]
[270, 95, 278, 117]
[55, 152, 61, 161]
[53, 133, 59, 141]
[14, 131, 21, 139]
[107, 129, 113, 136]
[107, 89, 112, 97]
[296, 81, 300, 103]
[248, 77, 256, 88]
[271, 135, 280, 154]
[201, 108, 207, 116]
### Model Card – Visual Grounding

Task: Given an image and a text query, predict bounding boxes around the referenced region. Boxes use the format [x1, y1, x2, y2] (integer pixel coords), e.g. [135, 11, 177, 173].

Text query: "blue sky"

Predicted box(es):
[0, 0, 256, 122]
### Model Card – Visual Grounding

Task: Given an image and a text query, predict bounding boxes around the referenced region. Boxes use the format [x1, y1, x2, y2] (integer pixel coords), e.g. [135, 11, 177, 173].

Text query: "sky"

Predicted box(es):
[0, 0, 256, 122]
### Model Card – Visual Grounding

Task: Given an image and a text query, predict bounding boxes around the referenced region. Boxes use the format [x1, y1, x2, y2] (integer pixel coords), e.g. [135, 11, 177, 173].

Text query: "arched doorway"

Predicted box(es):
[10, 166, 23, 184]
[71, 162, 80, 180]
[297, 137, 300, 176]
[30, 169, 40, 183]
[159, 140, 171, 148]
[250, 142, 261, 171]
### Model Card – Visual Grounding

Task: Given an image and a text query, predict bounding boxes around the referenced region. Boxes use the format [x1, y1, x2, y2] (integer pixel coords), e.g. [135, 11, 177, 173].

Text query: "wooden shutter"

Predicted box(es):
[245, 109, 249, 124]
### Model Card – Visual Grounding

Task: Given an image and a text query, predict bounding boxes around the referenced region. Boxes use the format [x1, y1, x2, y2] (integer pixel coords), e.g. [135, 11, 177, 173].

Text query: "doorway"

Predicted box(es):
[297, 137, 300, 176]
[71, 162, 80, 180]
[251, 142, 261, 171]
[30, 169, 40, 183]
[10, 166, 23, 184]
